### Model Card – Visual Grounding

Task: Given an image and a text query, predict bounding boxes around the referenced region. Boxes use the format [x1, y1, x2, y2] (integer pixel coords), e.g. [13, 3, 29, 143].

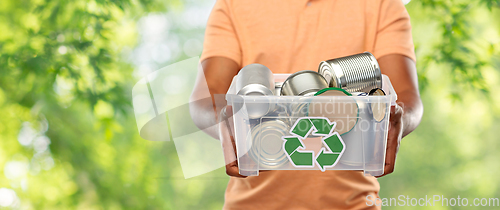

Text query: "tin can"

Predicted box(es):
[268, 98, 292, 125]
[289, 99, 311, 119]
[274, 82, 283, 96]
[352, 92, 368, 96]
[281, 70, 329, 96]
[247, 120, 290, 168]
[368, 88, 387, 122]
[309, 88, 359, 135]
[318, 52, 382, 93]
[281, 71, 329, 124]
[236, 64, 275, 119]
[339, 101, 372, 166]
[236, 64, 275, 95]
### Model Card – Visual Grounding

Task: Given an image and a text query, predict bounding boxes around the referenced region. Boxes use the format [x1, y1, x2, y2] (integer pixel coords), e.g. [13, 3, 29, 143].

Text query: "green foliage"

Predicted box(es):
[414, 0, 500, 95]
[0, 0, 149, 112]
[0, 0, 225, 209]
[481, 0, 500, 10]
[378, 2, 500, 209]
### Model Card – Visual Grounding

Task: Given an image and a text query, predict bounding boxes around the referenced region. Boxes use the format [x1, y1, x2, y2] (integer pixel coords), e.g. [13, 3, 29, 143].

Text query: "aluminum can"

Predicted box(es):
[279, 70, 329, 124]
[309, 88, 359, 135]
[318, 52, 382, 93]
[368, 88, 387, 122]
[339, 101, 373, 166]
[352, 92, 368, 96]
[236, 64, 275, 119]
[274, 82, 283, 96]
[247, 120, 290, 168]
[281, 70, 329, 96]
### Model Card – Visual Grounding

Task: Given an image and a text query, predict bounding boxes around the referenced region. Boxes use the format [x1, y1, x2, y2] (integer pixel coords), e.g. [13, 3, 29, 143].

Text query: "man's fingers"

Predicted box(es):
[219, 106, 247, 178]
[380, 142, 397, 177]
[220, 123, 237, 164]
[378, 104, 404, 177]
[384, 163, 394, 175]
[219, 106, 237, 165]
[386, 135, 398, 166]
[376, 162, 394, 178]
[221, 133, 246, 178]
[226, 161, 247, 178]
[225, 105, 233, 116]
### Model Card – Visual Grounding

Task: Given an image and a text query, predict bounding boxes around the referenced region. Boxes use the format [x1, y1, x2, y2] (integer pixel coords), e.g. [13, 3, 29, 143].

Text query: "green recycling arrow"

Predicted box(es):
[290, 118, 313, 138]
[282, 117, 345, 171]
[323, 133, 344, 153]
[316, 133, 344, 171]
[310, 118, 336, 135]
[290, 118, 336, 137]
[290, 151, 314, 166]
[283, 137, 314, 167]
[284, 137, 303, 155]
[316, 150, 339, 170]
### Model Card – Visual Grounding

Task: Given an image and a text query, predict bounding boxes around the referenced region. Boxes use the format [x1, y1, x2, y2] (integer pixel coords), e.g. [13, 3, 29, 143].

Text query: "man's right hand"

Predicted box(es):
[218, 106, 247, 178]
[190, 56, 246, 177]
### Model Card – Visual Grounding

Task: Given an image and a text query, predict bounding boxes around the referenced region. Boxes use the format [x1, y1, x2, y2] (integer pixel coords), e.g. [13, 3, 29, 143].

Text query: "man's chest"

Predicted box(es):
[229, 0, 373, 72]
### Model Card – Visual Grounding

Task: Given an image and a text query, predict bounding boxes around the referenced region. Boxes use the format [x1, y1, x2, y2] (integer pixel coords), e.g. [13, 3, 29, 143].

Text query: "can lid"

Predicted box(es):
[368, 88, 387, 122]
[248, 120, 290, 168]
[318, 61, 337, 87]
[369, 88, 386, 96]
[314, 87, 352, 96]
[308, 88, 359, 135]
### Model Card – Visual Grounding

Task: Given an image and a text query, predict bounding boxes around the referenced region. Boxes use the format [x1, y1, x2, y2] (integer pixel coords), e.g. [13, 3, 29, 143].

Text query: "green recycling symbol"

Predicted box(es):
[282, 117, 346, 172]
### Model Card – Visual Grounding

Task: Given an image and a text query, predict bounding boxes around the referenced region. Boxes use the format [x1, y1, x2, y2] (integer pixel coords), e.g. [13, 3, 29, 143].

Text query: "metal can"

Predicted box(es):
[236, 64, 275, 119]
[280, 71, 329, 123]
[318, 52, 382, 93]
[309, 87, 359, 135]
[338, 101, 372, 166]
[274, 82, 283, 96]
[281, 70, 329, 96]
[352, 92, 368, 96]
[288, 99, 310, 119]
[368, 88, 387, 122]
[247, 120, 290, 168]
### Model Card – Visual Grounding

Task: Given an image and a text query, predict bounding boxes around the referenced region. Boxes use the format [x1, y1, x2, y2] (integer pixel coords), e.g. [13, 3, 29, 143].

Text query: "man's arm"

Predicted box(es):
[379, 54, 423, 136]
[189, 57, 240, 139]
[189, 57, 245, 177]
[191, 0, 242, 138]
[377, 54, 424, 177]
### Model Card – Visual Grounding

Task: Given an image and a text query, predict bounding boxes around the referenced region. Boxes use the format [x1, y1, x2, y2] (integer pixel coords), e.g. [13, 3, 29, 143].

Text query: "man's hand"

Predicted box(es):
[376, 104, 404, 178]
[377, 54, 424, 177]
[218, 106, 247, 178]
[190, 57, 248, 177]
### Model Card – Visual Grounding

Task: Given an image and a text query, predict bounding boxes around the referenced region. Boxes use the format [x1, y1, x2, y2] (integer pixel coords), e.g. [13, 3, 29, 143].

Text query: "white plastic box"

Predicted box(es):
[225, 74, 397, 176]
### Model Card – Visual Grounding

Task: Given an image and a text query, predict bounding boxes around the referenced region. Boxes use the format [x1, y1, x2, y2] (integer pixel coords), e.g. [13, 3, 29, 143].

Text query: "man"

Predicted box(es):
[190, 0, 423, 209]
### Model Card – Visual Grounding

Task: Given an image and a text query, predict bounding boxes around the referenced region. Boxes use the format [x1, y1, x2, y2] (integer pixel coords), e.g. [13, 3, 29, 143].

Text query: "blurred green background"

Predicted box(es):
[0, 0, 499, 209]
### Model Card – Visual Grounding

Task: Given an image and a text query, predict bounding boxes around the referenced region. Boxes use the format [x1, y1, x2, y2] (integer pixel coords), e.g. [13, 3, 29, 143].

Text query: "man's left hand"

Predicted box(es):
[376, 103, 404, 178]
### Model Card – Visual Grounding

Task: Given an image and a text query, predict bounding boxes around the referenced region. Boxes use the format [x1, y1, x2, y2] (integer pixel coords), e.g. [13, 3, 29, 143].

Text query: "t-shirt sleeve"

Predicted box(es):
[373, 0, 416, 62]
[200, 0, 242, 65]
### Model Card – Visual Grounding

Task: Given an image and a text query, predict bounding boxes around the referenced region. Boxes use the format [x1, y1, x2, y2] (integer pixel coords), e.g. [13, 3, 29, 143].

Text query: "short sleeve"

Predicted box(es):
[373, 0, 416, 62]
[200, 0, 242, 65]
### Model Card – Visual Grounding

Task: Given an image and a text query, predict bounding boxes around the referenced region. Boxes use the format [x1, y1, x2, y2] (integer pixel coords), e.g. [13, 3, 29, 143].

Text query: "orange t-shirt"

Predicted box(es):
[201, 0, 415, 209]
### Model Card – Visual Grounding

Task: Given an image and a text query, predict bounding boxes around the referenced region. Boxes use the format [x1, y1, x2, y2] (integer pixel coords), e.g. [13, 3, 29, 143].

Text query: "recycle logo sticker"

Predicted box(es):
[282, 117, 346, 172]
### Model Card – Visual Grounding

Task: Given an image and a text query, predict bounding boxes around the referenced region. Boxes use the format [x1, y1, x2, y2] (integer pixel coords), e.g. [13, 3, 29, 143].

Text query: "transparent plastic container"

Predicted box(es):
[225, 74, 397, 176]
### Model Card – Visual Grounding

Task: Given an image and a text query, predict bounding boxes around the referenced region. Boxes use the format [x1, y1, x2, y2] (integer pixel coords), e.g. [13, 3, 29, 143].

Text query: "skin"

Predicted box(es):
[376, 54, 424, 177]
[190, 54, 423, 178]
